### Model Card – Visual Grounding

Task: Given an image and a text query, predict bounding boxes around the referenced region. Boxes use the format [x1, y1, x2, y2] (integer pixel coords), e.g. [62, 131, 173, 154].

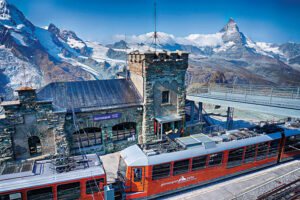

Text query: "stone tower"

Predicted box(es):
[129, 51, 189, 143]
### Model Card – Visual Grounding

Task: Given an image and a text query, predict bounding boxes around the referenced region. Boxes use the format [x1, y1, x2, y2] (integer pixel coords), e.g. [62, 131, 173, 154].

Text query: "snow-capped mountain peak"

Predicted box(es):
[220, 18, 239, 33]
[0, 0, 34, 33]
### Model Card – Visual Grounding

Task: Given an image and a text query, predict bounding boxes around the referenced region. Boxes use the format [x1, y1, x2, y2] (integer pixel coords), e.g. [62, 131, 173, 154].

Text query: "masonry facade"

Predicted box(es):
[0, 51, 188, 162]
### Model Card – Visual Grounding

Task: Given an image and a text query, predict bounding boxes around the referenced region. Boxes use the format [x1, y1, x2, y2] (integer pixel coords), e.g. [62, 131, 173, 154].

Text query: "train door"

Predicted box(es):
[131, 167, 145, 192]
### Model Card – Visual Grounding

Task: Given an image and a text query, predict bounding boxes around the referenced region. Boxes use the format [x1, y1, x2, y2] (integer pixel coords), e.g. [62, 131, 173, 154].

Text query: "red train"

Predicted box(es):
[0, 154, 106, 200]
[0, 124, 299, 200]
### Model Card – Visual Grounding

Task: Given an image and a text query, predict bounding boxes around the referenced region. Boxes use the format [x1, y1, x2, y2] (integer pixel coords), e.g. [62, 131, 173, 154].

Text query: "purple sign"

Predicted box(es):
[93, 113, 121, 121]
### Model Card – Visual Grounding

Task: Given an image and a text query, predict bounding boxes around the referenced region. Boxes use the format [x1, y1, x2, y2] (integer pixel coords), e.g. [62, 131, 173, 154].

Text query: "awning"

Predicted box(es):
[155, 114, 182, 123]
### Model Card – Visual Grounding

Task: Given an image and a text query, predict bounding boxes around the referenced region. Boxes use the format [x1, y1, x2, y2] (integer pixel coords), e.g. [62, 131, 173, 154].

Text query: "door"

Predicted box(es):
[131, 167, 145, 192]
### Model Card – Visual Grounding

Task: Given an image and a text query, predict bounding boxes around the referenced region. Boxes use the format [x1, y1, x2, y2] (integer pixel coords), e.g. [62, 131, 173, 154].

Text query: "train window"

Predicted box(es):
[27, 187, 53, 200]
[0, 193, 22, 200]
[57, 182, 81, 200]
[244, 144, 256, 164]
[192, 155, 207, 171]
[152, 163, 171, 180]
[118, 157, 127, 181]
[296, 135, 300, 149]
[173, 159, 190, 176]
[284, 136, 299, 153]
[256, 142, 268, 161]
[268, 140, 280, 158]
[227, 147, 244, 169]
[86, 178, 105, 194]
[209, 152, 223, 167]
[133, 168, 142, 182]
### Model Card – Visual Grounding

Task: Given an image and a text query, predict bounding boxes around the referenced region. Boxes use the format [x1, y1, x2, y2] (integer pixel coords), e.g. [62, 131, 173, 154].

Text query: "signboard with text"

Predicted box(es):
[93, 113, 121, 121]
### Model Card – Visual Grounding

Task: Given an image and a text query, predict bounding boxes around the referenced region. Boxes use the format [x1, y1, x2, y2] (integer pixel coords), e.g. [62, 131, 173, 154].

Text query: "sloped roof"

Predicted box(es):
[37, 79, 142, 112]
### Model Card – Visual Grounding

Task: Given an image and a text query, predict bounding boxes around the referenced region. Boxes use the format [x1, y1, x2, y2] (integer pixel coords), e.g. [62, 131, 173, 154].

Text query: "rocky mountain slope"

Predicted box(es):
[0, 0, 125, 99]
[0, 0, 300, 99]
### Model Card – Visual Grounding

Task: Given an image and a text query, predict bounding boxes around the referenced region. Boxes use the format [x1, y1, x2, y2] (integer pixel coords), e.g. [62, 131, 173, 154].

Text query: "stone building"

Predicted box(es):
[0, 51, 189, 162]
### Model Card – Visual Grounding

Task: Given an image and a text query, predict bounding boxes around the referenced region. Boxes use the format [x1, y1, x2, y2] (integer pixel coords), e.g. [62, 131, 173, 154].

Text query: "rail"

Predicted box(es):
[232, 166, 300, 200]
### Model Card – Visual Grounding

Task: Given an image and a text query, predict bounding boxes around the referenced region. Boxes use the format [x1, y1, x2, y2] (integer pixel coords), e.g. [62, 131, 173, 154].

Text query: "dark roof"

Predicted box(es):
[37, 79, 142, 112]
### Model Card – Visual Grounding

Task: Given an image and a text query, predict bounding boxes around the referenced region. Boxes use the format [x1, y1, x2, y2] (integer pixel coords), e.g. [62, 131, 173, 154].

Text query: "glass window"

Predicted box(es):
[27, 187, 53, 200]
[162, 91, 169, 104]
[73, 128, 102, 150]
[209, 152, 223, 167]
[227, 147, 244, 169]
[86, 178, 105, 194]
[284, 136, 299, 153]
[118, 157, 127, 181]
[173, 159, 190, 176]
[152, 163, 171, 180]
[244, 144, 256, 164]
[192, 155, 207, 171]
[268, 140, 280, 158]
[133, 168, 142, 182]
[57, 182, 81, 200]
[0, 193, 22, 200]
[112, 122, 136, 141]
[256, 142, 269, 161]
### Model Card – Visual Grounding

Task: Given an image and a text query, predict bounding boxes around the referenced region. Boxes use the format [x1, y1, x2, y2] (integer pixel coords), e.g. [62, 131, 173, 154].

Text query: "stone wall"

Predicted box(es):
[64, 105, 143, 155]
[129, 51, 189, 143]
[0, 88, 68, 162]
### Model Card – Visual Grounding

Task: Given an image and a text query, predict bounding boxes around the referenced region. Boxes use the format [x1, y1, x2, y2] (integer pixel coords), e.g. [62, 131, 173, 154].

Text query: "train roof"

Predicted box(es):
[0, 154, 105, 193]
[121, 125, 300, 167]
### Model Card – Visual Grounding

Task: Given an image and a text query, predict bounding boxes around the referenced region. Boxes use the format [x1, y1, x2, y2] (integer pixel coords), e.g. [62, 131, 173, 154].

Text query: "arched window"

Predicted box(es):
[112, 122, 136, 141]
[28, 136, 42, 155]
[72, 127, 102, 150]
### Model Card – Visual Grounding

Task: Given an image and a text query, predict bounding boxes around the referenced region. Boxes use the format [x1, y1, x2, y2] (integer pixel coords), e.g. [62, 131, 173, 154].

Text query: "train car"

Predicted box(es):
[0, 154, 106, 200]
[117, 125, 300, 200]
[280, 127, 300, 162]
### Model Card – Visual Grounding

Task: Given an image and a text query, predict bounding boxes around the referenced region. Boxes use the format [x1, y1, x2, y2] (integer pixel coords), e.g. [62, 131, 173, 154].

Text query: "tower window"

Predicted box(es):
[162, 91, 169, 104]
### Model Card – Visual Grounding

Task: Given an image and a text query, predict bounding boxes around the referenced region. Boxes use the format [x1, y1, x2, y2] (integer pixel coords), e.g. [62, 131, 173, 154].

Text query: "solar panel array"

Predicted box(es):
[0, 162, 34, 175]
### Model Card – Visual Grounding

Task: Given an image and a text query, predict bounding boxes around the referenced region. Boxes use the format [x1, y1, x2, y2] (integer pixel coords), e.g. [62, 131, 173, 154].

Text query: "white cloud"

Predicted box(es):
[111, 31, 224, 48]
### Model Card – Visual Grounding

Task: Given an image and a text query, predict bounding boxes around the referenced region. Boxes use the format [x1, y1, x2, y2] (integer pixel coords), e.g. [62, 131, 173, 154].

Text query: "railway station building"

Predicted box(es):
[0, 50, 189, 162]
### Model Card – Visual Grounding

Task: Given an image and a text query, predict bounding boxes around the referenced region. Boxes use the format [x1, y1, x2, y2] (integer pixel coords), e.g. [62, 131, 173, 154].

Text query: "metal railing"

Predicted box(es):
[188, 84, 300, 99]
[187, 84, 300, 109]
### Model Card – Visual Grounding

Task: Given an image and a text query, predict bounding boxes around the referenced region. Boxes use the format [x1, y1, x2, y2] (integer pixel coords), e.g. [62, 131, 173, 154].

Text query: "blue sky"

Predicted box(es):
[11, 0, 300, 44]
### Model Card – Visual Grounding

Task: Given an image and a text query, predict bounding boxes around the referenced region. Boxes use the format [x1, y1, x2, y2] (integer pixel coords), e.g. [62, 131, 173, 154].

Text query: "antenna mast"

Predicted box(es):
[125, 34, 128, 80]
[154, 2, 157, 52]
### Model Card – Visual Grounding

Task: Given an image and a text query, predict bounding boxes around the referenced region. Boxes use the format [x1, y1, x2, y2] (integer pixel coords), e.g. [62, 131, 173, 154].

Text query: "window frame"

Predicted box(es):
[57, 182, 81, 200]
[267, 139, 280, 158]
[152, 163, 171, 180]
[227, 147, 245, 169]
[0, 192, 22, 200]
[112, 122, 136, 142]
[27, 187, 54, 200]
[162, 90, 170, 104]
[243, 144, 257, 164]
[73, 127, 102, 150]
[208, 152, 223, 167]
[256, 142, 269, 161]
[191, 155, 207, 171]
[133, 168, 142, 182]
[173, 159, 190, 176]
[86, 178, 105, 194]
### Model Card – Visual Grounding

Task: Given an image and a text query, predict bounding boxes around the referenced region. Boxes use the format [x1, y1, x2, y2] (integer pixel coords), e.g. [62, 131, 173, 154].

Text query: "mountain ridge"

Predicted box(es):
[0, 0, 300, 99]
